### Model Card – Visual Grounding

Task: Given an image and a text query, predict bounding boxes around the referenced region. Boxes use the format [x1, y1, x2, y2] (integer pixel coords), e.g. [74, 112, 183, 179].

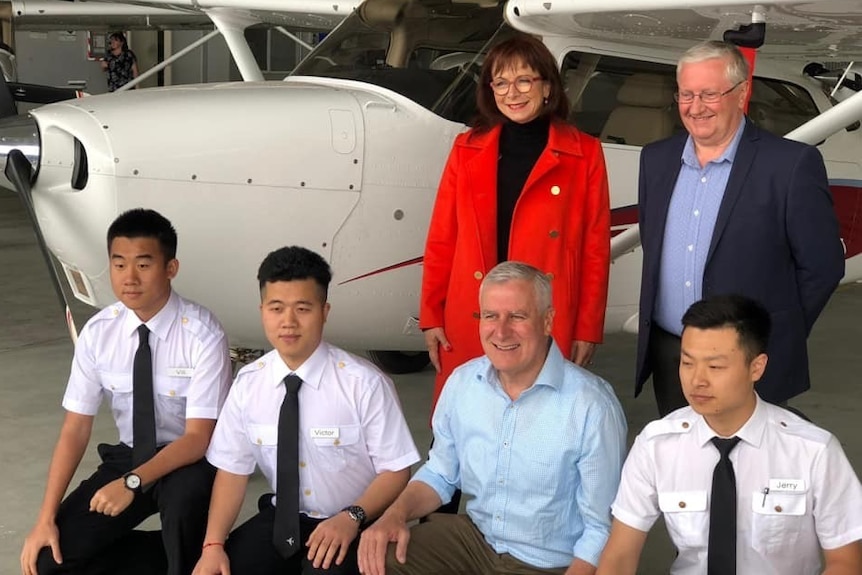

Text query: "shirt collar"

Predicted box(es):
[482, 339, 565, 397]
[122, 290, 179, 342]
[681, 116, 746, 168]
[271, 341, 328, 390]
[694, 393, 767, 448]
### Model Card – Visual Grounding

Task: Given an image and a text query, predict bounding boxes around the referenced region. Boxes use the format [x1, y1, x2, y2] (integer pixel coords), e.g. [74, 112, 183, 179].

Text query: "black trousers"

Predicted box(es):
[648, 324, 688, 417]
[225, 497, 360, 575]
[36, 443, 215, 575]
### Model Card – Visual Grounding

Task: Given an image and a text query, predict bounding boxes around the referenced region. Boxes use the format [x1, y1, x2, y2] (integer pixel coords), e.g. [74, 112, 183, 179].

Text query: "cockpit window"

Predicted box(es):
[291, 0, 510, 124]
[561, 51, 822, 144]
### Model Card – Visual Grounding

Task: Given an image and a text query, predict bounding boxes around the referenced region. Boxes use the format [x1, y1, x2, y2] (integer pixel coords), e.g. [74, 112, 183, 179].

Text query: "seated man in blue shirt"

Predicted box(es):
[357, 261, 628, 575]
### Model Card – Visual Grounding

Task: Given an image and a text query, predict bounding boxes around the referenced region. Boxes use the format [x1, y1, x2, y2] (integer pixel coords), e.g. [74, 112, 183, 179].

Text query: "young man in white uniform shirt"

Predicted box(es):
[21, 209, 232, 575]
[193, 246, 420, 575]
[597, 295, 862, 575]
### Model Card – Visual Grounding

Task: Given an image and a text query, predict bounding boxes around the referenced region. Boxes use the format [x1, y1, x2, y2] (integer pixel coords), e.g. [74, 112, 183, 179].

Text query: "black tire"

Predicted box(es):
[367, 350, 431, 374]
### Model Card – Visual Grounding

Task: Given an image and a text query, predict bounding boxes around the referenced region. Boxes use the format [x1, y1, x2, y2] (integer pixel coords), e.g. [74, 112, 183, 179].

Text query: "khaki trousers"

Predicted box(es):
[385, 514, 568, 575]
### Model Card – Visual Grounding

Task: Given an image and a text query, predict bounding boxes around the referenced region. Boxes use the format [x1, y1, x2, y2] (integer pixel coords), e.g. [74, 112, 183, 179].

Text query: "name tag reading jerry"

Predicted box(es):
[769, 478, 806, 492]
[167, 367, 194, 377]
[310, 427, 340, 439]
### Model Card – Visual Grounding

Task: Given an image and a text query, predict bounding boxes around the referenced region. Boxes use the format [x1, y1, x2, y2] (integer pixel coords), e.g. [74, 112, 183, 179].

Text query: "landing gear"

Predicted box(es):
[367, 350, 430, 374]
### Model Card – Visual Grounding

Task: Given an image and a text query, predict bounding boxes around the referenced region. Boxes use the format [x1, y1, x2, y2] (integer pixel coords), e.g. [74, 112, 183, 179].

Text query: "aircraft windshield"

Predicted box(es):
[291, 0, 510, 124]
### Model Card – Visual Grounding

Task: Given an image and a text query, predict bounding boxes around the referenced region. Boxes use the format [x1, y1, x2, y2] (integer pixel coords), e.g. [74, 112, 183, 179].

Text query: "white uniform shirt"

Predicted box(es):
[207, 342, 420, 519]
[612, 396, 862, 575]
[63, 290, 232, 447]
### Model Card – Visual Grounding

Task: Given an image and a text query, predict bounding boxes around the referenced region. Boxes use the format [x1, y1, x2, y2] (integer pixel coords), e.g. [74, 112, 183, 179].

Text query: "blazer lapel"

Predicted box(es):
[650, 136, 685, 256]
[706, 119, 759, 264]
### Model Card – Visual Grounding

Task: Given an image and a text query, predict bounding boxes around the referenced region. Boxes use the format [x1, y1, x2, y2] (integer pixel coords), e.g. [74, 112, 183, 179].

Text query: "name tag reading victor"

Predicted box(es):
[167, 367, 194, 377]
[769, 478, 806, 492]
[310, 427, 340, 439]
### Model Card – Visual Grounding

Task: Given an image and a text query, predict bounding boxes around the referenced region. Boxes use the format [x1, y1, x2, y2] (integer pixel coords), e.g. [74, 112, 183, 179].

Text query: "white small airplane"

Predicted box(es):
[1, 0, 861, 373]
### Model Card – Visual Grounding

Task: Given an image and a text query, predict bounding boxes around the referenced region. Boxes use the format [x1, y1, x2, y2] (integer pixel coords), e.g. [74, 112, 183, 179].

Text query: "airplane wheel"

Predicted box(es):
[367, 350, 430, 374]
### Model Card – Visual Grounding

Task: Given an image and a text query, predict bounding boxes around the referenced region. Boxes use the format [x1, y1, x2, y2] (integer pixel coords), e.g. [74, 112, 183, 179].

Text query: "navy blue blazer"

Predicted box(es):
[635, 119, 845, 404]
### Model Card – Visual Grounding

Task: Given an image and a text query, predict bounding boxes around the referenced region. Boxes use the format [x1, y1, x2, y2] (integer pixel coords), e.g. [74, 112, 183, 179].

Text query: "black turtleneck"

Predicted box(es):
[496, 116, 550, 263]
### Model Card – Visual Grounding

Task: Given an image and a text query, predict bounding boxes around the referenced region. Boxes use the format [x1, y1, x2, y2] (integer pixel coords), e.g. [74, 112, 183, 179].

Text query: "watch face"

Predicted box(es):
[125, 474, 141, 490]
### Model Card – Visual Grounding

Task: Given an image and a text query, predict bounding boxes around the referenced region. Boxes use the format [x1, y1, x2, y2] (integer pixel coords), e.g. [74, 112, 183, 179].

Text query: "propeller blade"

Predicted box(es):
[5, 149, 79, 344]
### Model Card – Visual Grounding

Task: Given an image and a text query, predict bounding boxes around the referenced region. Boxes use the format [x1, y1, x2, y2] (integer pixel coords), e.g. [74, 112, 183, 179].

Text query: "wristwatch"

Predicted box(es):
[341, 505, 367, 526]
[123, 472, 143, 494]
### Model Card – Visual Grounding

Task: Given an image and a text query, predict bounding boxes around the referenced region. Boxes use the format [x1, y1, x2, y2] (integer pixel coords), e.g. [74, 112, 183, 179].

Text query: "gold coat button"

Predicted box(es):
[549, 230, 559, 238]
[546, 272, 555, 280]
[256, 438, 262, 445]
[333, 439, 341, 446]
[299, 461, 307, 468]
[304, 489, 312, 496]
[168, 390, 176, 397]
[774, 505, 783, 513]
[182, 317, 189, 324]
[338, 361, 345, 369]
[474, 271, 483, 280]
[551, 185, 561, 195]
[678, 501, 686, 509]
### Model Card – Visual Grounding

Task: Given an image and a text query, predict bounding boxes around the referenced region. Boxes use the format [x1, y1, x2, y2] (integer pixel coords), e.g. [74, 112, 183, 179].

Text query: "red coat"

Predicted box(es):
[420, 121, 611, 407]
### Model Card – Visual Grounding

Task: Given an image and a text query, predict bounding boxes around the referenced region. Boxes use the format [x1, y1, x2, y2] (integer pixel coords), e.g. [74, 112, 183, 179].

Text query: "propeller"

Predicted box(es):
[5, 149, 78, 344]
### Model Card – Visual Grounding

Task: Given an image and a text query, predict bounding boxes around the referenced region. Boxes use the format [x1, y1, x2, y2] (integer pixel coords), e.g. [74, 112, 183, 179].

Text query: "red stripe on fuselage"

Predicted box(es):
[340, 189, 861, 285]
[831, 184, 862, 259]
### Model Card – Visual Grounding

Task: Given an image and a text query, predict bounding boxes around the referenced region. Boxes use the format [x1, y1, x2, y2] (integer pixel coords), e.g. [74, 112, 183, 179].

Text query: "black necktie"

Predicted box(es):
[274, 374, 303, 558]
[132, 324, 157, 467]
[708, 436, 742, 575]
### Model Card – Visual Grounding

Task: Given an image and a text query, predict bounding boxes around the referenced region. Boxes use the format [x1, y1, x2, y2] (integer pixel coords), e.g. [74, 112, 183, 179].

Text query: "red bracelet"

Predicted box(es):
[202, 542, 224, 550]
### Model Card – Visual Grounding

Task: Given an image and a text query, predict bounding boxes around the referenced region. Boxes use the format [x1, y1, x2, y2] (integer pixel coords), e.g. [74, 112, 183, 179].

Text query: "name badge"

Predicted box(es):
[310, 427, 340, 439]
[769, 478, 806, 492]
[167, 367, 194, 378]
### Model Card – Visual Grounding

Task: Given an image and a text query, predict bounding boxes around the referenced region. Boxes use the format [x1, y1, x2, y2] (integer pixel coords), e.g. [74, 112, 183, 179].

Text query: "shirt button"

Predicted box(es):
[551, 185, 560, 195]
[495, 515, 502, 521]
[693, 210, 700, 217]
[685, 281, 691, 288]
[503, 441, 509, 448]
[687, 244, 694, 252]
[681, 422, 690, 429]
[774, 505, 783, 513]
[474, 271, 483, 280]
[701, 177, 707, 183]
[678, 501, 687, 509]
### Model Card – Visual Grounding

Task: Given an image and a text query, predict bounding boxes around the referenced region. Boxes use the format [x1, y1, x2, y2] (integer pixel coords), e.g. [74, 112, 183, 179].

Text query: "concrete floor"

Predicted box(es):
[1, 190, 860, 573]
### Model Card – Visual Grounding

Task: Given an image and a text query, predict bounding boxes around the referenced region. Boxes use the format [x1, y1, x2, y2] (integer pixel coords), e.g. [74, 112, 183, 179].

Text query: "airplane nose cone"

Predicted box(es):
[0, 114, 40, 192]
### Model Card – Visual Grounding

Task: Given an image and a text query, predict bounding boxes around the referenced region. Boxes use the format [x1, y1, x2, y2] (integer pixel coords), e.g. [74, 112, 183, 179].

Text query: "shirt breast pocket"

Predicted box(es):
[751, 491, 806, 556]
[658, 491, 709, 548]
[310, 425, 362, 472]
[247, 424, 279, 450]
[100, 372, 133, 422]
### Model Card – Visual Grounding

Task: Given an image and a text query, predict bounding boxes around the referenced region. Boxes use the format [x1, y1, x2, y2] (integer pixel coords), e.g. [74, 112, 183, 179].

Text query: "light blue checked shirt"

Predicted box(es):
[413, 343, 627, 568]
[654, 118, 746, 335]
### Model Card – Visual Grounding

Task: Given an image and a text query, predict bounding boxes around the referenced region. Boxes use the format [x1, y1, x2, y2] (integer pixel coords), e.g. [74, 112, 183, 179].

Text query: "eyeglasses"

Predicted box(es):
[490, 76, 543, 95]
[674, 80, 744, 104]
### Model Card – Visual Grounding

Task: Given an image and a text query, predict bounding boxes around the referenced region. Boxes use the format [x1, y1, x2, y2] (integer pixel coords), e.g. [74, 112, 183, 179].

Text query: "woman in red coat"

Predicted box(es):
[420, 33, 611, 409]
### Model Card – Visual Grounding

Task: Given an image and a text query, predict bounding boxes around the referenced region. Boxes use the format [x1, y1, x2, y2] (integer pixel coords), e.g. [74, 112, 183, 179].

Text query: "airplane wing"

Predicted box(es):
[506, 0, 862, 61]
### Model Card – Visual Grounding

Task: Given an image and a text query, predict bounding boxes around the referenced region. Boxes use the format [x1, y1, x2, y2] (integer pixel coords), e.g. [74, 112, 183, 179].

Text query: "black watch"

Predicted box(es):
[123, 472, 143, 494]
[341, 505, 367, 526]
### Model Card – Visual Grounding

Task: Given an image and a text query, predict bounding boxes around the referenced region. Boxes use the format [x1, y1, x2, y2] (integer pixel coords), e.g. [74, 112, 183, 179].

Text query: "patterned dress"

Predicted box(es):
[105, 49, 137, 92]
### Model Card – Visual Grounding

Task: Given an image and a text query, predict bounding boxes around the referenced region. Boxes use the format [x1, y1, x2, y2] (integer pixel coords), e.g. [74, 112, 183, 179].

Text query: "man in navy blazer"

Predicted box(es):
[635, 40, 844, 416]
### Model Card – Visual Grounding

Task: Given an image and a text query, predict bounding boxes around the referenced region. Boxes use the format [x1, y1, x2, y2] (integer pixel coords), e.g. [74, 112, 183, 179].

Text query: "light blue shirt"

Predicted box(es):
[413, 343, 627, 568]
[655, 118, 746, 335]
